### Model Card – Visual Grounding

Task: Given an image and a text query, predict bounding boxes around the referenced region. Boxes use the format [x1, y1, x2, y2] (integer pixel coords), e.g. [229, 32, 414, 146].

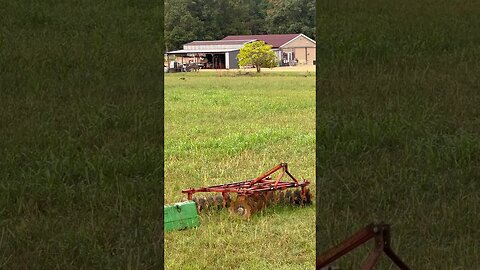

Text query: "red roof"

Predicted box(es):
[222, 34, 300, 48]
[184, 39, 255, 46]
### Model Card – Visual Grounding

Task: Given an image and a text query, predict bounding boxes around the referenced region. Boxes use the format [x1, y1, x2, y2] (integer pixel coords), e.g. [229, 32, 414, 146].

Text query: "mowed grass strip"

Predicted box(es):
[317, 0, 480, 268]
[164, 72, 315, 269]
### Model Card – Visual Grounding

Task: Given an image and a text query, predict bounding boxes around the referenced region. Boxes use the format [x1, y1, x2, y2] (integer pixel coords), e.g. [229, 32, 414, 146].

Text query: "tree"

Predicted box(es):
[164, 0, 316, 51]
[265, 0, 316, 40]
[246, 0, 269, 34]
[237, 41, 277, 72]
[164, 0, 253, 51]
[164, 0, 204, 51]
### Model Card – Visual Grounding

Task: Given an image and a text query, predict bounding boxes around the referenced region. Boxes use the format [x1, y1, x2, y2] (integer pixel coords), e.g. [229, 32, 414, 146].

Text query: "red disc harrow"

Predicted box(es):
[181, 163, 312, 219]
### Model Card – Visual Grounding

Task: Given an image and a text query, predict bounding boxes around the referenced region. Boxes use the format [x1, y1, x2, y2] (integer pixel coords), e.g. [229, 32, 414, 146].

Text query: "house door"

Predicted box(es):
[287, 52, 292, 62]
[287, 51, 296, 65]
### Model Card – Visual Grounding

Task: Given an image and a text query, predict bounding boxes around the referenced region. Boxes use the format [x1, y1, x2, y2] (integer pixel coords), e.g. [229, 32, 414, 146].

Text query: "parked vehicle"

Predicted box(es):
[166, 61, 201, 73]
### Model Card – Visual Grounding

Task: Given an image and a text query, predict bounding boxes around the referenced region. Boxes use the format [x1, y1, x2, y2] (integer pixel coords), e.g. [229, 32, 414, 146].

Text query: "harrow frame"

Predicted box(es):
[181, 163, 311, 217]
[317, 223, 410, 270]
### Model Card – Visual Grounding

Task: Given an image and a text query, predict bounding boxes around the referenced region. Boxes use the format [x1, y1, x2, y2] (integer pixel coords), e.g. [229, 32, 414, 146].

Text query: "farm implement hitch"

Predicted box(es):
[181, 163, 312, 219]
[317, 223, 410, 270]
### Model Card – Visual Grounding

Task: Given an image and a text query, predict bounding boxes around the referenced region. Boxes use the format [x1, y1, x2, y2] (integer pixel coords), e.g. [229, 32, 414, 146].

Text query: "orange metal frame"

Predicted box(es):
[317, 223, 410, 270]
[181, 163, 310, 201]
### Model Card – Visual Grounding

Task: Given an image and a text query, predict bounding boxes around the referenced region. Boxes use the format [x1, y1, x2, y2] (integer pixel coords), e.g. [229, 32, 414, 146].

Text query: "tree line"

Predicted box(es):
[164, 0, 315, 51]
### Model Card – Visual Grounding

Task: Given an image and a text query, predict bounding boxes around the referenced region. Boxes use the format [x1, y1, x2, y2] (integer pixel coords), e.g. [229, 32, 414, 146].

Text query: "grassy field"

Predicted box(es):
[1, 1, 163, 268]
[317, 0, 480, 269]
[164, 72, 315, 269]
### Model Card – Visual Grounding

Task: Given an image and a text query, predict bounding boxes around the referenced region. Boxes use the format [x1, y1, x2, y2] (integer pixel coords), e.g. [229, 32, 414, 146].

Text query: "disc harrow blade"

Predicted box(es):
[304, 188, 313, 205]
[265, 191, 274, 206]
[247, 195, 263, 213]
[214, 195, 224, 208]
[293, 189, 303, 205]
[193, 194, 233, 212]
[191, 187, 312, 216]
[272, 190, 282, 205]
[277, 190, 285, 204]
[193, 196, 207, 212]
[229, 197, 254, 219]
[284, 190, 293, 204]
[206, 196, 215, 209]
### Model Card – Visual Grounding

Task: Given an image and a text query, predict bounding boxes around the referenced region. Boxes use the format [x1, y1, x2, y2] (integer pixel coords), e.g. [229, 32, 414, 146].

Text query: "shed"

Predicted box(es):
[166, 39, 255, 69]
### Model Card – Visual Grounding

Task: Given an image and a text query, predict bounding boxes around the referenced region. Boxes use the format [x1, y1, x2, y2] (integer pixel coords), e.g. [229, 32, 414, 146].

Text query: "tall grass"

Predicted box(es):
[317, 0, 480, 268]
[0, 1, 163, 268]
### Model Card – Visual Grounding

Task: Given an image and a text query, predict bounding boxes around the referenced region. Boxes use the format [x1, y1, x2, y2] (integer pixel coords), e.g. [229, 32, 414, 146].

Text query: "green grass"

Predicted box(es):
[164, 72, 315, 269]
[0, 1, 163, 268]
[317, 0, 480, 268]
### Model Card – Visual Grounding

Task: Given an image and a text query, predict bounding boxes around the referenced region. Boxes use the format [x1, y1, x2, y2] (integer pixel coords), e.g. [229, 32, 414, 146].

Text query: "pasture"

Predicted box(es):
[317, 0, 480, 268]
[1, 0, 163, 268]
[164, 72, 315, 269]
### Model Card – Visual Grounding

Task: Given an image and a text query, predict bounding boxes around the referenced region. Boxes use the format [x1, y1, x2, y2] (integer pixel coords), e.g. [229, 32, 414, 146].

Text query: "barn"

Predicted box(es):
[166, 39, 254, 69]
[166, 33, 316, 69]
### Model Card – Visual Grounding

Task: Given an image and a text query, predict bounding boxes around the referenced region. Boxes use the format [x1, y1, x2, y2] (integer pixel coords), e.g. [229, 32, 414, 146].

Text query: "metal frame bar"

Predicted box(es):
[317, 223, 410, 270]
[181, 163, 309, 200]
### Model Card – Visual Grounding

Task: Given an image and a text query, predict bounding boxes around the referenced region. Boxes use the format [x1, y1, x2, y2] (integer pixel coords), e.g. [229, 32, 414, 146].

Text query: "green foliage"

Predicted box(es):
[0, 0, 163, 268]
[237, 41, 277, 72]
[266, 0, 316, 39]
[164, 0, 204, 51]
[246, 0, 270, 34]
[317, 0, 480, 268]
[164, 0, 315, 50]
[164, 0, 253, 50]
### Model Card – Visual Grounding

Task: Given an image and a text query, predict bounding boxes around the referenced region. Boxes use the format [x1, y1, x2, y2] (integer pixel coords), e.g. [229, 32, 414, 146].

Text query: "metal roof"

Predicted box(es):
[184, 39, 255, 46]
[223, 34, 300, 48]
[166, 48, 240, 54]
